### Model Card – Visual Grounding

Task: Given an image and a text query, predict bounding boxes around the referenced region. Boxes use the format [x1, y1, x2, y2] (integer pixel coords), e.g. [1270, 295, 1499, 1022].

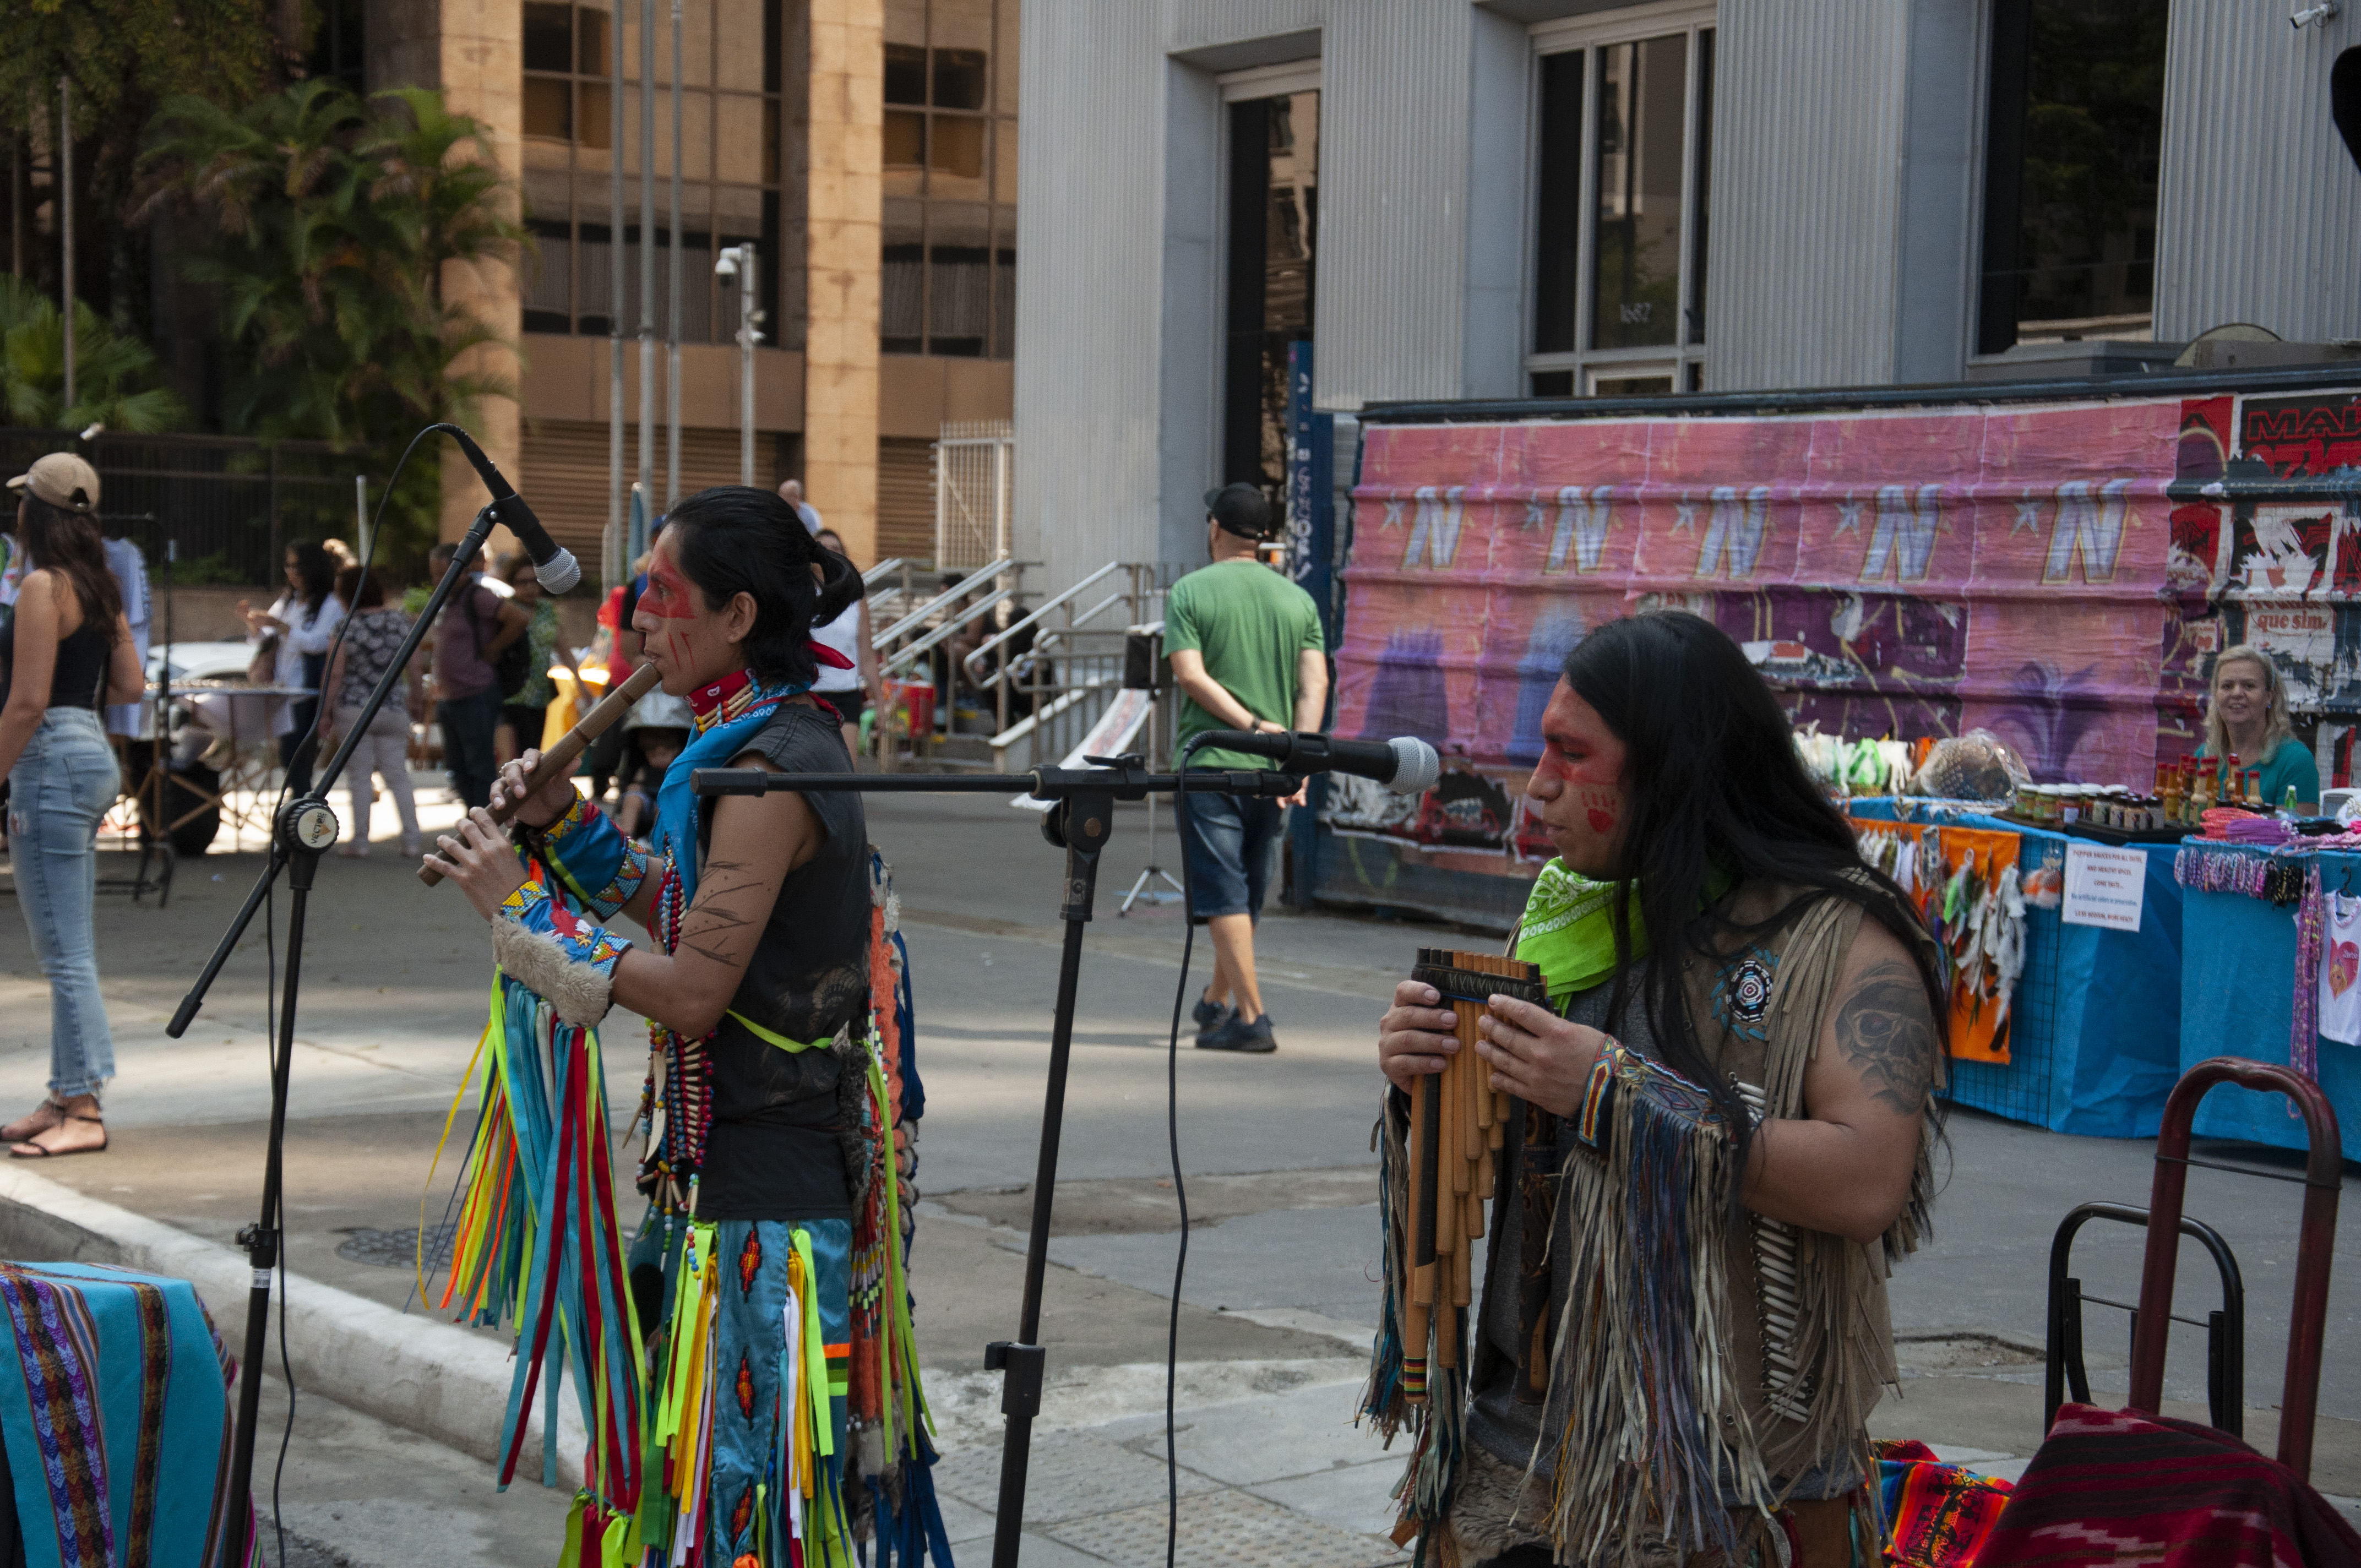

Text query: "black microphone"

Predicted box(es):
[1189, 729, 1440, 794]
[444, 424, 582, 594]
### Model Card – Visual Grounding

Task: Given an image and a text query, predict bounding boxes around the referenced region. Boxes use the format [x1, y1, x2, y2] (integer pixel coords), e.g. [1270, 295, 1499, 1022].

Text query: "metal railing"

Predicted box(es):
[867, 559, 1167, 772]
[0, 428, 360, 585]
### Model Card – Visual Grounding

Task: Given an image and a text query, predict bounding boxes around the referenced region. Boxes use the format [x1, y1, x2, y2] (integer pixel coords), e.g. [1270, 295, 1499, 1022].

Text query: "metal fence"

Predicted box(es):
[0, 428, 361, 587]
[934, 420, 1012, 573]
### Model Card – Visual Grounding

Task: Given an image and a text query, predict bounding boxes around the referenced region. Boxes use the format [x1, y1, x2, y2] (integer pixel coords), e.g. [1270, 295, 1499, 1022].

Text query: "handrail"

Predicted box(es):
[987, 674, 1115, 752]
[862, 557, 907, 586]
[873, 555, 1014, 648]
[961, 561, 1126, 679]
[882, 585, 1018, 675]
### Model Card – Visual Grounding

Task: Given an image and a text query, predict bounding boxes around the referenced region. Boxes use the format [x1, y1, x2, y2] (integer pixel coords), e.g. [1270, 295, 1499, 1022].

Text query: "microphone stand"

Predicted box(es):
[692, 757, 1303, 1568]
[167, 494, 509, 1568]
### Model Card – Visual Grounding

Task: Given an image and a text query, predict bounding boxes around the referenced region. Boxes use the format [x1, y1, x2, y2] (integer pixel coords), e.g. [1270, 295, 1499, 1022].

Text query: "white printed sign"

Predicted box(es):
[2061, 842, 2148, 933]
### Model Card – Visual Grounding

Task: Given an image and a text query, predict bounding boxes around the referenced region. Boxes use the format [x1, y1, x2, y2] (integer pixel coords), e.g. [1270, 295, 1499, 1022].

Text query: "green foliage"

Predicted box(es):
[0, 277, 186, 433]
[0, 0, 276, 134]
[139, 79, 527, 562]
[161, 549, 253, 586]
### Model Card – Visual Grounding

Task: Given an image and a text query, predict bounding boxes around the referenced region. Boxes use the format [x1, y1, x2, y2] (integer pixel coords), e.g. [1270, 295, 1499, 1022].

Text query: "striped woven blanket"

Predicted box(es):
[0, 1260, 252, 1568]
[1977, 1403, 2361, 1566]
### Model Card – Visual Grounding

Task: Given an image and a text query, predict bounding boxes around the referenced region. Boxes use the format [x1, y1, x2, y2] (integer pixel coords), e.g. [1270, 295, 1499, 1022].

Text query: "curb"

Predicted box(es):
[0, 1166, 586, 1486]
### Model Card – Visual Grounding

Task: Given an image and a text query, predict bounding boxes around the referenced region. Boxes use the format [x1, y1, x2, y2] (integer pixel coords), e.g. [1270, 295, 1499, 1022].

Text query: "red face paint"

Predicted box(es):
[1586, 807, 1616, 834]
[639, 555, 696, 619]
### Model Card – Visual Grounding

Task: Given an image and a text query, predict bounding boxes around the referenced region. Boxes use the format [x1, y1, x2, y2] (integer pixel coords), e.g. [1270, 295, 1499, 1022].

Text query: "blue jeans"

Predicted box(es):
[1177, 781, 1285, 921]
[439, 686, 503, 811]
[7, 709, 120, 1098]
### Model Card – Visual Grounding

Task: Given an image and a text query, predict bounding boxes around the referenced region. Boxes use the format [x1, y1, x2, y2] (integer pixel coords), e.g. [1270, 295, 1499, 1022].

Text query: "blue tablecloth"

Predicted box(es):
[2178, 848, 2361, 1161]
[1849, 801, 2183, 1137]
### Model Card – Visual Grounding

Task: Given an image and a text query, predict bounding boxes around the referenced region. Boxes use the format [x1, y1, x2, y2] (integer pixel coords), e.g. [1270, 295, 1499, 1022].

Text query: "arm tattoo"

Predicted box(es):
[1832, 959, 1936, 1117]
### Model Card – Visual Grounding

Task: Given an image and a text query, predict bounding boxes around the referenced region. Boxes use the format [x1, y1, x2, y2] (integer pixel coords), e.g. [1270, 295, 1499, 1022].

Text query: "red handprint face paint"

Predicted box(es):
[1524, 681, 1628, 876]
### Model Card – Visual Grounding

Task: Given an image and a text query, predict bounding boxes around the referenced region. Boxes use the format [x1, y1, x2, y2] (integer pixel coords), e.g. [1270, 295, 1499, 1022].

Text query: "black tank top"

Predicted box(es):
[0, 609, 110, 711]
[692, 702, 872, 1223]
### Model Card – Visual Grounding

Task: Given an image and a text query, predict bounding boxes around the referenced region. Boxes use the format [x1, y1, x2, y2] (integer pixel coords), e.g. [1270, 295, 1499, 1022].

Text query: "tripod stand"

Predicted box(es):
[165, 469, 513, 1568]
[693, 756, 1300, 1568]
[1118, 699, 1185, 915]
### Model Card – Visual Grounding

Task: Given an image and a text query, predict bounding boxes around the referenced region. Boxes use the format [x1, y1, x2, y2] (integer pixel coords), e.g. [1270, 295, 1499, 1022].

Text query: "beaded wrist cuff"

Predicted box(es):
[538, 796, 648, 918]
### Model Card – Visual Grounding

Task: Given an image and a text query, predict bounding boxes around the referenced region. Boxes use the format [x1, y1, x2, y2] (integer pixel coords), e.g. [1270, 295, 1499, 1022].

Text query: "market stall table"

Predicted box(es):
[2176, 842, 2361, 1161]
[1849, 799, 2183, 1137]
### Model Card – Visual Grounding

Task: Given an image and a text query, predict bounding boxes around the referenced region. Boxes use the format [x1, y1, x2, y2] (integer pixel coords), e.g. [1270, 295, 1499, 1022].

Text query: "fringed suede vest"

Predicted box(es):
[1363, 878, 1943, 1567]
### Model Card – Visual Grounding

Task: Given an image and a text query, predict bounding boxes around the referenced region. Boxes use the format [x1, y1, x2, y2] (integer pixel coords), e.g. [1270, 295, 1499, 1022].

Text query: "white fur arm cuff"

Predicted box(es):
[492, 917, 619, 1028]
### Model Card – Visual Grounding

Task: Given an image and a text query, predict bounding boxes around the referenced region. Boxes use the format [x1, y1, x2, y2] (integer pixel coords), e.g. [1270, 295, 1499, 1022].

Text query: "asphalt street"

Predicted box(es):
[4, 774, 2360, 1559]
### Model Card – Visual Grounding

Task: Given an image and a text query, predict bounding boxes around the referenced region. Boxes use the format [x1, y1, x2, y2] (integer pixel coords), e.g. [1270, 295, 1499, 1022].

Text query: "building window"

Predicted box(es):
[1977, 0, 2168, 355]
[1222, 86, 1318, 498]
[1526, 10, 1712, 396]
[516, 0, 786, 347]
[882, 0, 1019, 359]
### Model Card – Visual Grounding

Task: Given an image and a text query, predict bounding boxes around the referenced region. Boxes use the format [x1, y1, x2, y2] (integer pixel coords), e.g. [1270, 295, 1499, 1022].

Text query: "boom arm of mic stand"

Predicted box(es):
[167, 502, 504, 1039]
[689, 766, 1307, 799]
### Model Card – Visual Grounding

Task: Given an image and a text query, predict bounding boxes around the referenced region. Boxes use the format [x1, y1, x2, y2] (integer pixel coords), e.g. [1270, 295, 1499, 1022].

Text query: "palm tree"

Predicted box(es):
[0, 276, 186, 433]
[138, 79, 525, 558]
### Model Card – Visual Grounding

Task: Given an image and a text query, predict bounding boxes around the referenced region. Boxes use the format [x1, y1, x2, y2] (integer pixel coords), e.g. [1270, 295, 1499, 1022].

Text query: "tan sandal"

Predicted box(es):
[10, 1114, 106, 1159]
[0, 1097, 66, 1144]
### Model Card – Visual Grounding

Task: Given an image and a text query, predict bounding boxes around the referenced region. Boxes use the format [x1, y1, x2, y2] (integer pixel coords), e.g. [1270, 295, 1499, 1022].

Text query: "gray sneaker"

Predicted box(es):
[1192, 993, 1231, 1036]
[1195, 1012, 1276, 1054]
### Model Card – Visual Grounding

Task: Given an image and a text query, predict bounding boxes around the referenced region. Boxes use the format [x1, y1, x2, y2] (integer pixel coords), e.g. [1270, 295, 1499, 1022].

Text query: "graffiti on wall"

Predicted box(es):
[1323, 387, 2361, 874]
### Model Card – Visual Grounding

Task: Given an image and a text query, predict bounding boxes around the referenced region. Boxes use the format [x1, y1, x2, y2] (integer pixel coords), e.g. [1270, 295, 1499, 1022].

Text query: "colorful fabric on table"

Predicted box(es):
[0, 1260, 254, 1568]
[1977, 1402, 2361, 1566]
[1871, 1439, 2011, 1566]
[2294, 865, 2326, 1076]
[2321, 890, 2361, 1047]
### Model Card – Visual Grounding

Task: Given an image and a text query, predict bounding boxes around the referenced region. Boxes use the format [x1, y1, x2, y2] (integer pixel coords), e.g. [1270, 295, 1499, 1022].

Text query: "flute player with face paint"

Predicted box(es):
[1368, 612, 1950, 1567]
[429, 486, 945, 1562]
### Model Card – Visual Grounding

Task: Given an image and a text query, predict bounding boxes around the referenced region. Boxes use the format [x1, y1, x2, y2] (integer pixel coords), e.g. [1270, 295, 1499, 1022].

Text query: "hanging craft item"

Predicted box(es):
[1935, 827, 2022, 1066]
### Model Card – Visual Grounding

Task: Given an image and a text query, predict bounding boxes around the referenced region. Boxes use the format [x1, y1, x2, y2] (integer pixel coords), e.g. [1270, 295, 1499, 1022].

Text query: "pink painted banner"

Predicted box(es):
[1332, 397, 2208, 861]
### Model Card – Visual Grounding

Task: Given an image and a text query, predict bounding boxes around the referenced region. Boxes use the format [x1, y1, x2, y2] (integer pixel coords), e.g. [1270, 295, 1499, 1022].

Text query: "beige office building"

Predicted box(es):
[352, 0, 1017, 569]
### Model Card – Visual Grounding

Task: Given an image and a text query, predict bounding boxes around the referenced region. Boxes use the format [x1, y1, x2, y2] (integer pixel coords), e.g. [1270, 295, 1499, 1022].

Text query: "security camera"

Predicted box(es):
[2291, 2, 2338, 28]
[714, 248, 739, 280]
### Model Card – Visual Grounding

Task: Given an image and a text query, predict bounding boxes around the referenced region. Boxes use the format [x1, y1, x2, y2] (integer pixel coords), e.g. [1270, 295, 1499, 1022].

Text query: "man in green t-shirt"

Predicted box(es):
[1165, 483, 1329, 1054]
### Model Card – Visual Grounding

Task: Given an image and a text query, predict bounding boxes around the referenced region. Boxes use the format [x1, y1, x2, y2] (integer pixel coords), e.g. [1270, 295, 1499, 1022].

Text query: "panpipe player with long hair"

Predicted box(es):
[432, 486, 946, 1566]
[1368, 612, 1947, 1568]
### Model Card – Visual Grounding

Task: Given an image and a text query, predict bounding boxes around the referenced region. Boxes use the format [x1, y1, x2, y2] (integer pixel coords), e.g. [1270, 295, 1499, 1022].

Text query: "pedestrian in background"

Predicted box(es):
[241, 538, 344, 798]
[0, 454, 144, 1158]
[320, 563, 422, 858]
[1167, 482, 1328, 1054]
[422, 542, 528, 810]
[491, 549, 563, 765]
[812, 528, 880, 756]
[779, 477, 823, 536]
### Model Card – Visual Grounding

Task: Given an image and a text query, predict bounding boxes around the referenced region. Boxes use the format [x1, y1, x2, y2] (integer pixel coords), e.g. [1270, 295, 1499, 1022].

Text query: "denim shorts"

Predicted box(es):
[1177, 782, 1285, 921]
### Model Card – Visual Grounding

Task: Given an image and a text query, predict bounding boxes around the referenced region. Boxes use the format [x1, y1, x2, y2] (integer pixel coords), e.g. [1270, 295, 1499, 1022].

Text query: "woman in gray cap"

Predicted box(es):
[0, 454, 144, 1157]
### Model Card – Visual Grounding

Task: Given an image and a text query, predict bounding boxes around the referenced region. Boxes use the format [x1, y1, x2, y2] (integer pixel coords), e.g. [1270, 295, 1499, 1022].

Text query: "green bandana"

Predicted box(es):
[1514, 860, 1647, 1004]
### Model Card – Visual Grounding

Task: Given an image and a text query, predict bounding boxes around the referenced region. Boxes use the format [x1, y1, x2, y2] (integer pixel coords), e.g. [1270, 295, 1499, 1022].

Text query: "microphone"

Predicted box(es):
[1190, 729, 1440, 794]
[443, 424, 581, 594]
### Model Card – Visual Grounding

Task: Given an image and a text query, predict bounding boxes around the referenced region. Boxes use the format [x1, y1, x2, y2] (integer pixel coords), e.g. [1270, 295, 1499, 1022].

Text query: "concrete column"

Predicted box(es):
[804, 0, 883, 563]
[433, 0, 525, 546]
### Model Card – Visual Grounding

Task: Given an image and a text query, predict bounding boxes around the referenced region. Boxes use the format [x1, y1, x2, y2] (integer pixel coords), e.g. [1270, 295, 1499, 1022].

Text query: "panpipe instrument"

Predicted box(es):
[418, 661, 662, 885]
[1401, 947, 1548, 1402]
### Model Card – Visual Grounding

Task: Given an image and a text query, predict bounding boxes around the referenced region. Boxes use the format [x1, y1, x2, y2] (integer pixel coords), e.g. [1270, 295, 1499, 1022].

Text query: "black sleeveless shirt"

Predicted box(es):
[694, 702, 873, 1222]
[0, 603, 111, 712]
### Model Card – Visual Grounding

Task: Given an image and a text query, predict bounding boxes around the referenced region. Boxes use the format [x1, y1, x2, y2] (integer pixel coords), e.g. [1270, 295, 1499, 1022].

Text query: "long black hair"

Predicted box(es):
[665, 485, 863, 688]
[19, 494, 123, 644]
[1565, 612, 1945, 1168]
[285, 539, 335, 618]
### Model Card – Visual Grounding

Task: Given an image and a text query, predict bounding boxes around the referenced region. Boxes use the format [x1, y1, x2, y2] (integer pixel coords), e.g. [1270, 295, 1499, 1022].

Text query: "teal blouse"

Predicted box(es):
[2197, 737, 2320, 808]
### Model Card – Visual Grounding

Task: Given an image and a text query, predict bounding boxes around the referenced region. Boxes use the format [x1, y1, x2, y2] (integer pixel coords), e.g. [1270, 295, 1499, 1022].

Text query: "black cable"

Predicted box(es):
[1161, 739, 1224, 1568]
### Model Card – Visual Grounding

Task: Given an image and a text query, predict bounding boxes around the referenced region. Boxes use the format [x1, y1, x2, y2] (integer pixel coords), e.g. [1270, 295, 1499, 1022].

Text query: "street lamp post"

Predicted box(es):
[715, 244, 762, 486]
